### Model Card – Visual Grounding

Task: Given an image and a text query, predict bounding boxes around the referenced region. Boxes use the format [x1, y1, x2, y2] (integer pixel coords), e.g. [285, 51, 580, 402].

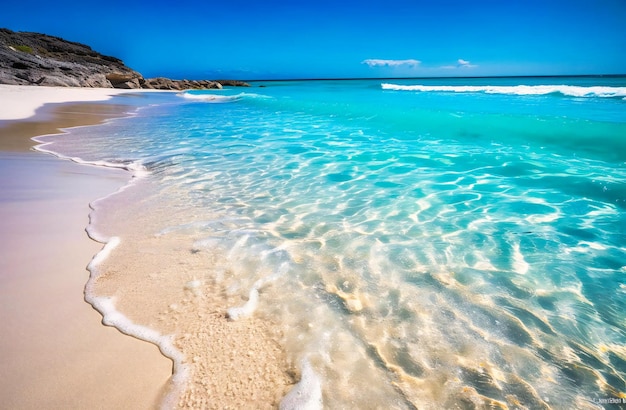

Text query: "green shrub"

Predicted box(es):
[14, 45, 33, 54]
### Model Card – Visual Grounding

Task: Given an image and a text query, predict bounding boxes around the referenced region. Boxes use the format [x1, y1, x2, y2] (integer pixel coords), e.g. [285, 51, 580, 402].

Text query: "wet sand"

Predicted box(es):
[0, 99, 172, 409]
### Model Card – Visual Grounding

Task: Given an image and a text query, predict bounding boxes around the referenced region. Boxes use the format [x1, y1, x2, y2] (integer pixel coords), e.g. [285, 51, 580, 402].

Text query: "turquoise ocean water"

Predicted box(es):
[40, 77, 625, 408]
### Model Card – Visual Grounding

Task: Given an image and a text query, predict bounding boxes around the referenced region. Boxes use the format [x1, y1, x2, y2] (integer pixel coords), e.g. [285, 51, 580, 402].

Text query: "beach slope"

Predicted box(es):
[0, 85, 172, 409]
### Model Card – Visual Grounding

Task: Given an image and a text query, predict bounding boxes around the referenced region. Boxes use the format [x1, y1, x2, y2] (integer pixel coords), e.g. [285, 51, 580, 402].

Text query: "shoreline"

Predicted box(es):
[0, 87, 172, 408]
[45, 91, 297, 407]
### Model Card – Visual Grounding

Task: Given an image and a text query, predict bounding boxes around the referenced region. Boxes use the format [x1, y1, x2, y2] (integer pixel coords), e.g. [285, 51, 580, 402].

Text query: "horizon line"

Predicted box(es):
[237, 73, 626, 83]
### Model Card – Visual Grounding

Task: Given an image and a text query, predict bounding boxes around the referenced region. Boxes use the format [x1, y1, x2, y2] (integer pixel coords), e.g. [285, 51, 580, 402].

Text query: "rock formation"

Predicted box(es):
[0, 28, 249, 89]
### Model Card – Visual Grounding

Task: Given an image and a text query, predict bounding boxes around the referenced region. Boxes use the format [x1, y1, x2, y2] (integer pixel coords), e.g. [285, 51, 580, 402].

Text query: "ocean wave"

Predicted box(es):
[179, 91, 269, 103]
[381, 83, 626, 98]
[33, 137, 150, 178]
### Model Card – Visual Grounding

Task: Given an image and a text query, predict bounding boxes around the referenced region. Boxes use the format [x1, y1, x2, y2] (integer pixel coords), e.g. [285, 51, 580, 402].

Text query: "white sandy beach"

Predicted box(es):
[0, 85, 172, 409]
[0, 84, 142, 120]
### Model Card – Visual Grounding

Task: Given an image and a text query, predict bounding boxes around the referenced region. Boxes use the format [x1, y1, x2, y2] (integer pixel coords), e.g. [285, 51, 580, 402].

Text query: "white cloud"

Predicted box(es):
[362, 59, 421, 68]
[457, 59, 477, 68]
[441, 59, 478, 69]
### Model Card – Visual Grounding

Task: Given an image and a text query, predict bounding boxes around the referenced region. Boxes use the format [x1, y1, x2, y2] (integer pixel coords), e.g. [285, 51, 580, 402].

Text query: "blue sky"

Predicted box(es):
[2, 0, 625, 79]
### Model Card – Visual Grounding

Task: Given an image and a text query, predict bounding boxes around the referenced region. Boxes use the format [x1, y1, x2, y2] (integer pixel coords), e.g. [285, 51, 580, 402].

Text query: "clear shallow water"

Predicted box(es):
[42, 77, 626, 408]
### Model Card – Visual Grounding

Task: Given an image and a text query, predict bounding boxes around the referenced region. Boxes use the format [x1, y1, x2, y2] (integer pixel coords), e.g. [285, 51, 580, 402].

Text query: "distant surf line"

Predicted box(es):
[381, 83, 626, 98]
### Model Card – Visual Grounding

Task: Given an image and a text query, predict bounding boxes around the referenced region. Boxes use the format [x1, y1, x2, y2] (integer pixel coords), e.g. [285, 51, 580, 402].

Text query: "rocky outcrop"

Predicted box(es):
[0, 28, 249, 89]
[0, 28, 142, 88]
[215, 80, 251, 87]
[141, 77, 223, 90]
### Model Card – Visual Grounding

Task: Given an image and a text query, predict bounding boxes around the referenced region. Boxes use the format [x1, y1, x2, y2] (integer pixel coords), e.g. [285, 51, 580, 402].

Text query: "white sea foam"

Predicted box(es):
[279, 358, 323, 410]
[226, 287, 260, 320]
[180, 93, 241, 103]
[226, 262, 289, 320]
[179, 92, 269, 103]
[381, 83, 626, 98]
[85, 232, 188, 409]
[33, 137, 150, 178]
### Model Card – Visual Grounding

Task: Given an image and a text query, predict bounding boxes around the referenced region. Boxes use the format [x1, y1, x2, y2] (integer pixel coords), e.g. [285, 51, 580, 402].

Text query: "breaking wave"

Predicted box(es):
[179, 92, 269, 103]
[381, 83, 626, 98]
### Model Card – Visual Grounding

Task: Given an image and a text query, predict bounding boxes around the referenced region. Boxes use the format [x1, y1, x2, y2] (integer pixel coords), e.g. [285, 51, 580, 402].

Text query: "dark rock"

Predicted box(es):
[216, 80, 250, 87]
[143, 77, 174, 90]
[11, 61, 29, 69]
[33, 74, 79, 87]
[14, 72, 31, 82]
[139, 77, 225, 90]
